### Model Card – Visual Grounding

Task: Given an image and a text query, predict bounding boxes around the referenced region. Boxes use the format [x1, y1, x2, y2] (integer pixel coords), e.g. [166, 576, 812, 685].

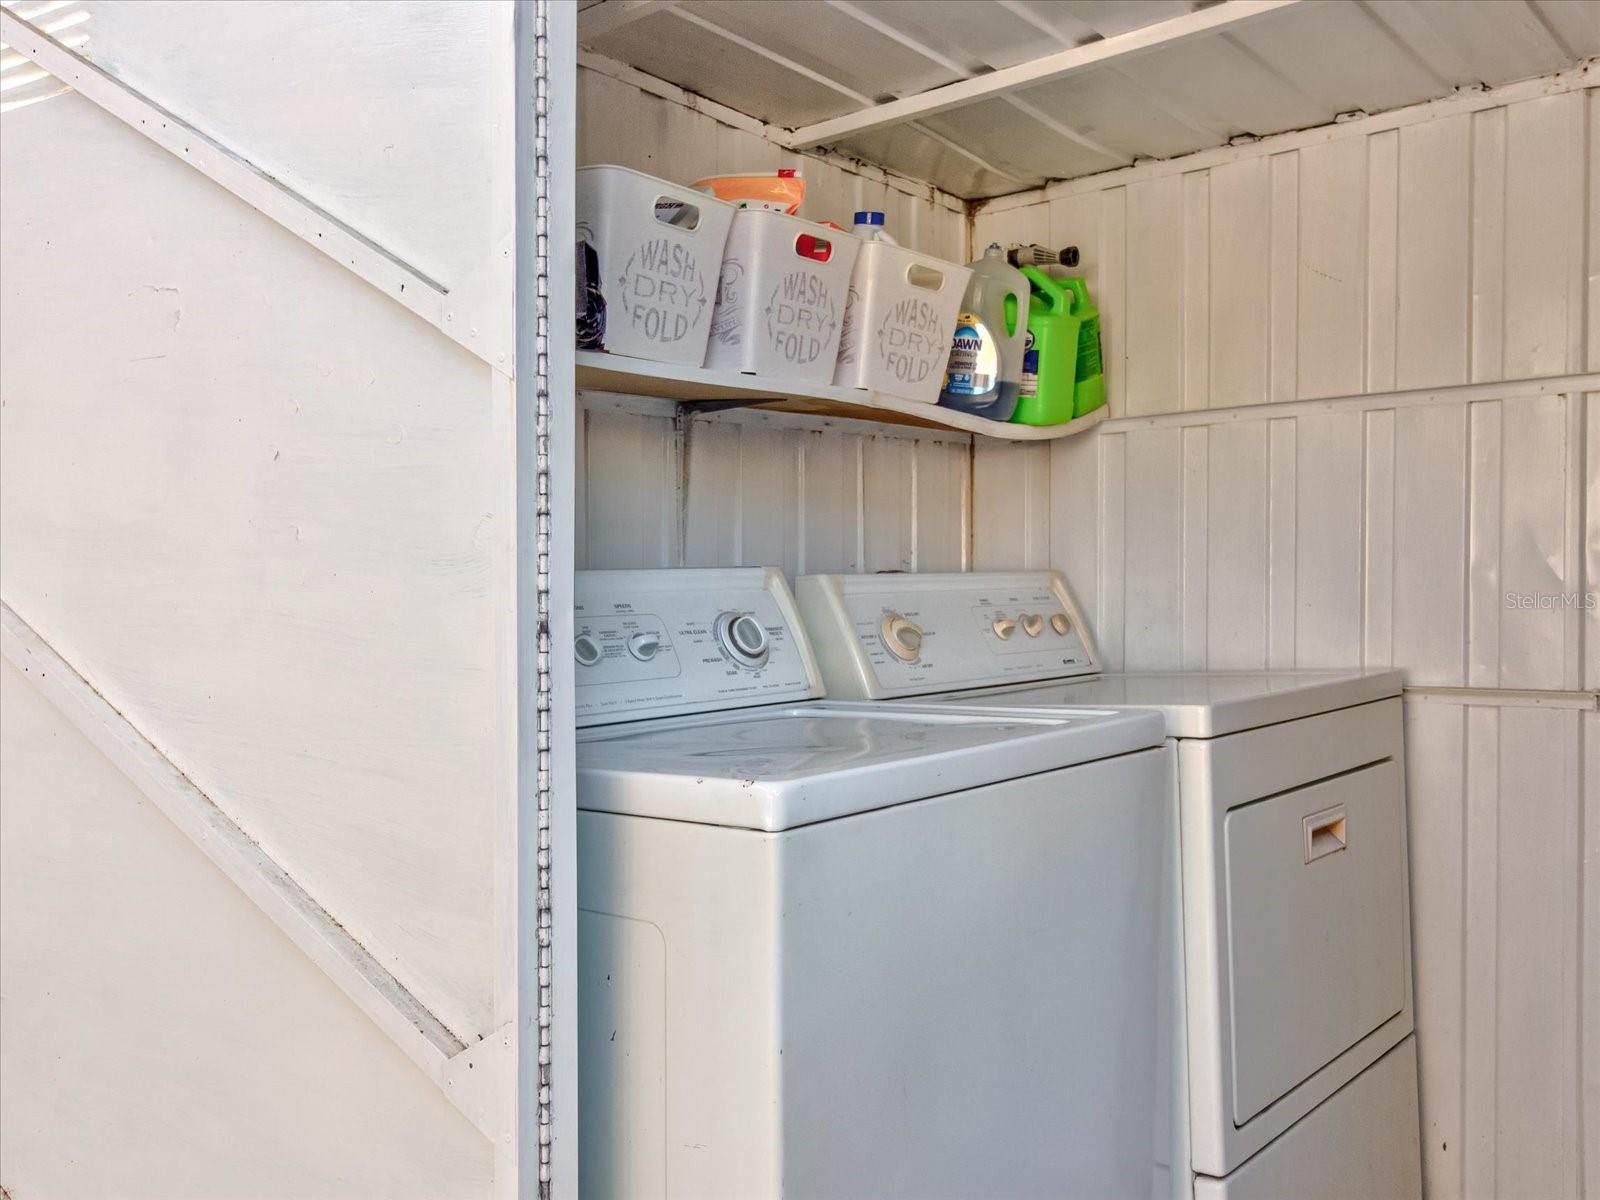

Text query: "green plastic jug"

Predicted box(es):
[1011, 266, 1079, 426]
[1059, 277, 1106, 417]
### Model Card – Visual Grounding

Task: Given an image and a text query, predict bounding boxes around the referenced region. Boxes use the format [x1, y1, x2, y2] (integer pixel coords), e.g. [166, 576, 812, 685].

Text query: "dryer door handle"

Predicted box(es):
[1302, 806, 1348, 863]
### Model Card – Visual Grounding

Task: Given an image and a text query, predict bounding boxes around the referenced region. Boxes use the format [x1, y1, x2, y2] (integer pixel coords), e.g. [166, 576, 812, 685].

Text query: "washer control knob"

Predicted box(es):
[992, 617, 1017, 640]
[1020, 613, 1044, 638]
[627, 631, 662, 661]
[715, 611, 770, 668]
[1050, 612, 1072, 636]
[574, 634, 603, 667]
[880, 613, 924, 662]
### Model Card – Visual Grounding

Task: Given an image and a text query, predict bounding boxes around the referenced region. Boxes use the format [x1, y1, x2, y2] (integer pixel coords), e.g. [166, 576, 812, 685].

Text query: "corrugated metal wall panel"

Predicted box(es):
[974, 74, 1598, 1200]
[1050, 400, 1591, 1200]
[1069, 392, 1585, 685]
[1391, 404, 1468, 683]
[975, 88, 1592, 421]
[1205, 422, 1270, 670]
[971, 442, 1051, 570]
[1488, 702, 1584, 1199]
[1588, 393, 1600, 694]
[1121, 427, 1183, 670]
[577, 398, 973, 578]
[577, 403, 678, 569]
[1585, 708, 1600, 1200]
[1047, 430, 1101, 644]
[1406, 698, 1590, 1200]
[1402, 697, 1467, 1200]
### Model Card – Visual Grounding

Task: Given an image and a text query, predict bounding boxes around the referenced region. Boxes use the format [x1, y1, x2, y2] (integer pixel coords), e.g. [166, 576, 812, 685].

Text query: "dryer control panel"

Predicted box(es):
[794, 572, 1100, 700]
[575, 568, 823, 725]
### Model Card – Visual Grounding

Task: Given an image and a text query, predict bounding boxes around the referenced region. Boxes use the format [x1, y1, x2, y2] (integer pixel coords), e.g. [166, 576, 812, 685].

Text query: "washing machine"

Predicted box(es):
[796, 570, 1424, 1200]
[575, 567, 1176, 1200]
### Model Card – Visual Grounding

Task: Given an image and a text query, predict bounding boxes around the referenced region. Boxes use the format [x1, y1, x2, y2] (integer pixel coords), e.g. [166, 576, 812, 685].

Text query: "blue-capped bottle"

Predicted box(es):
[938, 243, 1028, 420]
[851, 210, 898, 244]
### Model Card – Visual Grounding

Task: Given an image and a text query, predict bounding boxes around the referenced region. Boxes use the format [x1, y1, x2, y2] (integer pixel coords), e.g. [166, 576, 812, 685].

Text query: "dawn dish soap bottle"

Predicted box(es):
[938, 243, 1028, 420]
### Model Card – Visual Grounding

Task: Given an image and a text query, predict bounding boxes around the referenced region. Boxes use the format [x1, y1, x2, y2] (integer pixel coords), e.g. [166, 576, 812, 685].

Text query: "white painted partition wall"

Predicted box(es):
[974, 67, 1599, 1200]
[0, 3, 572, 1198]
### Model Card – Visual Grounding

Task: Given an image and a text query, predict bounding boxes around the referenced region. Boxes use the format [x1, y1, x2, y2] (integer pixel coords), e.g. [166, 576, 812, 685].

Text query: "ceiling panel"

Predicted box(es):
[1010, 0, 1201, 43]
[579, 0, 1600, 201]
[1227, 2, 1450, 116]
[586, 8, 860, 125]
[1532, 0, 1600, 57]
[1015, 67, 1228, 162]
[1102, 31, 1333, 139]
[673, 1, 965, 103]
[1405, 0, 1582, 83]
[826, 0, 1069, 73]
[831, 121, 1024, 198]
[910, 96, 1122, 189]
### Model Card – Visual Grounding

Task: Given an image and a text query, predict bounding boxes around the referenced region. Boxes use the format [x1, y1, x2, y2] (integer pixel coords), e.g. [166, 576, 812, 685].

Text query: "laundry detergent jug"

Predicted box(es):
[1011, 266, 1079, 426]
[938, 243, 1028, 420]
[1059, 276, 1105, 417]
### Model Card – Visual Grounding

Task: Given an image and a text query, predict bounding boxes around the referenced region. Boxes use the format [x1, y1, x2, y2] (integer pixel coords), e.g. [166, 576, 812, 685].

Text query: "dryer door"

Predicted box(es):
[1223, 759, 1408, 1124]
[1179, 696, 1414, 1178]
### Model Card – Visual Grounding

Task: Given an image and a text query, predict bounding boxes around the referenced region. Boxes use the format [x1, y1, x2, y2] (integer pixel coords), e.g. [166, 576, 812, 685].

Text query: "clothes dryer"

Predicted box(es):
[797, 570, 1423, 1200]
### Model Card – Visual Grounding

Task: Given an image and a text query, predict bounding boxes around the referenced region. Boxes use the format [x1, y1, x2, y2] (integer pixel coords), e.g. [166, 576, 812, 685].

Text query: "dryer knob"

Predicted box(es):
[1050, 613, 1071, 636]
[880, 613, 924, 662]
[992, 617, 1017, 640]
[1020, 613, 1044, 638]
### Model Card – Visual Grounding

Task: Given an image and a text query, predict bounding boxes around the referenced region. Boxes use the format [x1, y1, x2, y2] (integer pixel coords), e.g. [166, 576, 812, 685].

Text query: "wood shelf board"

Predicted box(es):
[574, 353, 1105, 441]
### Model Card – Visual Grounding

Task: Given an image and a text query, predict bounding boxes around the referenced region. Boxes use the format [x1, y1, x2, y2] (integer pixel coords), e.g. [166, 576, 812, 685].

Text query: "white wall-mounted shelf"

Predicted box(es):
[575, 352, 1106, 441]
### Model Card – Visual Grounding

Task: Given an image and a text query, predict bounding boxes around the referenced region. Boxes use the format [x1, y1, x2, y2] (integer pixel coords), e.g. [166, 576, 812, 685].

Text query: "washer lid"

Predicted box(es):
[576, 701, 1164, 830]
[930, 670, 1403, 738]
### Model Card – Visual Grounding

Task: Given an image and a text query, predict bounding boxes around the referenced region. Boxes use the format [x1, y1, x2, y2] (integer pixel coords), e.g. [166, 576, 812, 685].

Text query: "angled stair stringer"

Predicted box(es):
[0, 600, 511, 1145]
[0, 6, 510, 377]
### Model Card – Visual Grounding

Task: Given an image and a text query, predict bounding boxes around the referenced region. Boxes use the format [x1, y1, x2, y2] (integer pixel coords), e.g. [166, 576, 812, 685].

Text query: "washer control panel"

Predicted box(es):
[794, 571, 1099, 700]
[575, 568, 822, 725]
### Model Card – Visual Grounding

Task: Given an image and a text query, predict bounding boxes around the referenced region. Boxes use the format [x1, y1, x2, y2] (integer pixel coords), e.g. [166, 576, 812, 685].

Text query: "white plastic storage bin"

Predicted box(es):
[833, 242, 970, 404]
[576, 165, 736, 365]
[705, 212, 860, 383]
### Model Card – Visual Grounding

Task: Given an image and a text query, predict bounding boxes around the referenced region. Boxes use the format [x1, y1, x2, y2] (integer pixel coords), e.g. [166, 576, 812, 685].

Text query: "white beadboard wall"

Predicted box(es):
[577, 63, 978, 576]
[975, 71, 1599, 1200]
[576, 396, 974, 576]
